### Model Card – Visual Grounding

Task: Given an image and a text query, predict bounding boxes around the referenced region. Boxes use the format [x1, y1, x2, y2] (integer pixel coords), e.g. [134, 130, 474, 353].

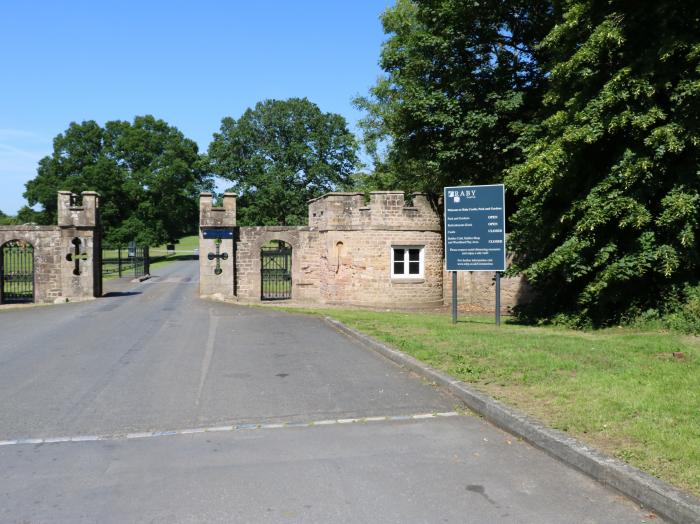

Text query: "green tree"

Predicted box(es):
[208, 98, 359, 225]
[506, 0, 700, 325]
[355, 0, 554, 199]
[24, 116, 211, 245]
[0, 210, 19, 225]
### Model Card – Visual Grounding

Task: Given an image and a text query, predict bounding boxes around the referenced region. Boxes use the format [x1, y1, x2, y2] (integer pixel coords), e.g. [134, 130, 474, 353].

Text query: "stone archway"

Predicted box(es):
[244, 229, 304, 302]
[0, 239, 35, 304]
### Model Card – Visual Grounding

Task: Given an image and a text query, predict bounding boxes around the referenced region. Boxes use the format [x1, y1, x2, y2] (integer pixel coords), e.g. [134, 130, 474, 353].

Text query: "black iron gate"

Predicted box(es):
[102, 242, 149, 280]
[0, 240, 34, 304]
[261, 244, 292, 300]
[129, 244, 149, 278]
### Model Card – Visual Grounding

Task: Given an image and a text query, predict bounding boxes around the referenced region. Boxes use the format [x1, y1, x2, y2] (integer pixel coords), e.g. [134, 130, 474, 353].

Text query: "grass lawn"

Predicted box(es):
[277, 306, 700, 496]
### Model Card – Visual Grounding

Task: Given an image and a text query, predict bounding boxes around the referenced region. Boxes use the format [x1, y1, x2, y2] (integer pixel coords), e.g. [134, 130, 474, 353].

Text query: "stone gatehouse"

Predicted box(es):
[0, 191, 101, 305]
[199, 191, 529, 311]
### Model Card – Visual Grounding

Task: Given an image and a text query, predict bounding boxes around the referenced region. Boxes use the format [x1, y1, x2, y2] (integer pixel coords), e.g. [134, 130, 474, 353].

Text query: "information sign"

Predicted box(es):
[202, 228, 234, 240]
[444, 184, 506, 272]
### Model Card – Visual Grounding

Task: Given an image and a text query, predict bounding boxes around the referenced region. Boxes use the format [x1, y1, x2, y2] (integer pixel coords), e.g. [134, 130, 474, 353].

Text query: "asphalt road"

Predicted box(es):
[0, 261, 658, 523]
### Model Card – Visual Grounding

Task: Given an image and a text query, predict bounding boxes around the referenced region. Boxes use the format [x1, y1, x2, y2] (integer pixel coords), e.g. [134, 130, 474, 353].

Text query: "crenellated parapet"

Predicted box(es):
[308, 191, 440, 231]
[57, 191, 100, 229]
[199, 192, 237, 228]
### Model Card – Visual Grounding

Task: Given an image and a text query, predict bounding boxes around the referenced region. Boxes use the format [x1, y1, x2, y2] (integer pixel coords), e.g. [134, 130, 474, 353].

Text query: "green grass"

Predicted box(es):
[151, 235, 200, 252]
[276, 306, 700, 496]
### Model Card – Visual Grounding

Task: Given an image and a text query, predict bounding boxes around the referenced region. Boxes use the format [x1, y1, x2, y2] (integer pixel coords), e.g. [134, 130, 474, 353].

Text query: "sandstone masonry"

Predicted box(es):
[0, 191, 101, 304]
[199, 191, 529, 311]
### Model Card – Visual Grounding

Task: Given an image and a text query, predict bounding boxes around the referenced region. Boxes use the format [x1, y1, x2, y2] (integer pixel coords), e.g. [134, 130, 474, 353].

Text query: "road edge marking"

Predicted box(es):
[0, 412, 460, 448]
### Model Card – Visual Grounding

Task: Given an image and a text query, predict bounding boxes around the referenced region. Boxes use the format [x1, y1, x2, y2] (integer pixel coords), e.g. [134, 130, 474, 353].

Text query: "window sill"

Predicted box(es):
[391, 277, 425, 284]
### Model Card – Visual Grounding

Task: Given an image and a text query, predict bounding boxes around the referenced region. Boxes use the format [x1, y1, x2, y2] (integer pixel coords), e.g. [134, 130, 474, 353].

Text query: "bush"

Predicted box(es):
[663, 285, 700, 334]
[631, 284, 700, 334]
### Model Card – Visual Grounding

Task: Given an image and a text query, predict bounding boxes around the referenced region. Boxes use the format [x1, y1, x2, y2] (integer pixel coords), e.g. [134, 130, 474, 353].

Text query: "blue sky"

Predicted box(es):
[0, 0, 392, 214]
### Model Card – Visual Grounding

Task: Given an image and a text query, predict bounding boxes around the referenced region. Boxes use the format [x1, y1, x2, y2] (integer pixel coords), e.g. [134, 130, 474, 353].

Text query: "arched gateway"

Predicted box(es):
[0, 240, 35, 304]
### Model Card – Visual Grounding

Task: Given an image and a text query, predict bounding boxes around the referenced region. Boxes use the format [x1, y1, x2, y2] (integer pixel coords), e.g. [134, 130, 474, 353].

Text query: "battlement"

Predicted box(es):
[57, 191, 100, 228]
[199, 192, 237, 228]
[308, 191, 439, 231]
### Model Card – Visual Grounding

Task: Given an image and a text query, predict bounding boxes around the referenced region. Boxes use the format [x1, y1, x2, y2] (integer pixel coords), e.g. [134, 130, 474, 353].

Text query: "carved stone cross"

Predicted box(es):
[66, 237, 88, 275]
[207, 239, 228, 275]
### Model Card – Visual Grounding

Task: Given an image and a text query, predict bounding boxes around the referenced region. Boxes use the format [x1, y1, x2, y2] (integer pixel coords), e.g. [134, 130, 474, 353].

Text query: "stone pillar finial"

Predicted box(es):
[57, 191, 73, 227]
[80, 191, 99, 227]
[222, 193, 237, 225]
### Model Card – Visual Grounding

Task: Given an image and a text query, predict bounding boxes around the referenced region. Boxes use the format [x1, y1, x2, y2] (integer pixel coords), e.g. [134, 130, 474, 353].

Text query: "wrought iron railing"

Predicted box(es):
[102, 243, 149, 279]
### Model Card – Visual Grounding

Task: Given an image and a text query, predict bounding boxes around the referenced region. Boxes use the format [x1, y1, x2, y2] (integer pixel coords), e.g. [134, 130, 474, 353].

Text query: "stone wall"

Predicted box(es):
[442, 255, 532, 314]
[235, 227, 321, 302]
[0, 191, 101, 304]
[308, 191, 439, 231]
[310, 192, 443, 308]
[315, 229, 443, 308]
[443, 246, 532, 314]
[0, 227, 63, 303]
[200, 191, 446, 309]
[198, 191, 531, 311]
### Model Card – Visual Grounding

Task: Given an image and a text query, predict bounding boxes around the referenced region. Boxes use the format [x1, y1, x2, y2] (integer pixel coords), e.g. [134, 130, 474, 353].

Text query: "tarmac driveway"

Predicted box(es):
[0, 261, 658, 522]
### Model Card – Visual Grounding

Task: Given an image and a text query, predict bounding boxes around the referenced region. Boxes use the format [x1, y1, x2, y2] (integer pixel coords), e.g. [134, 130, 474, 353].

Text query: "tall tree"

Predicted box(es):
[208, 98, 359, 226]
[506, 0, 700, 325]
[355, 0, 554, 198]
[24, 116, 211, 245]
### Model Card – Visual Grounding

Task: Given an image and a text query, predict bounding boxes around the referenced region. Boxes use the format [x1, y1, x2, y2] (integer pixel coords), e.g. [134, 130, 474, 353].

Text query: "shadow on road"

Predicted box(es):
[100, 291, 142, 298]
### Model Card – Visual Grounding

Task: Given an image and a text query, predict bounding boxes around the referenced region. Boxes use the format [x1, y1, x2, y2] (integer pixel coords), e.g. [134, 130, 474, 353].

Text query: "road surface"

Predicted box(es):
[0, 261, 657, 523]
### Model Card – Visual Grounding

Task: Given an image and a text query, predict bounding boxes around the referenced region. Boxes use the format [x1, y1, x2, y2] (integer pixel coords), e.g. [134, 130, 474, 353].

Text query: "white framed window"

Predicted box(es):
[391, 246, 424, 278]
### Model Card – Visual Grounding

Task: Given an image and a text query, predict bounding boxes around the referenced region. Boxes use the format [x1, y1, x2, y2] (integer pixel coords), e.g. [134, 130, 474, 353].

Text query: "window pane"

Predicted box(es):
[394, 248, 405, 261]
[409, 249, 420, 261]
[394, 261, 404, 274]
[409, 262, 420, 274]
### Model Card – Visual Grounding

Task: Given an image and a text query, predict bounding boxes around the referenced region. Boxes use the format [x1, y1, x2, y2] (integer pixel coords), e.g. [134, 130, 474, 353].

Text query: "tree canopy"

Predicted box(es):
[208, 98, 359, 226]
[358, 0, 700, 326]
[354, 0, 553, 197]
[506, 0, 700, 325]
[24, 115, 211, 245]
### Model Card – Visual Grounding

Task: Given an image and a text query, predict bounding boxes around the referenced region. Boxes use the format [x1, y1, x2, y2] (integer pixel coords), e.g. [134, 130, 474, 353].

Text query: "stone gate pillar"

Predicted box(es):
[199, 192, 236, 298]
[57, 190, 101, 300]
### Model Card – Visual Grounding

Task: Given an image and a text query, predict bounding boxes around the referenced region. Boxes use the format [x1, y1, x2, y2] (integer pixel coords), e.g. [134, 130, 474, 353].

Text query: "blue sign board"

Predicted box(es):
[202, 228, 234, 239]
[444, 184, 506, 271]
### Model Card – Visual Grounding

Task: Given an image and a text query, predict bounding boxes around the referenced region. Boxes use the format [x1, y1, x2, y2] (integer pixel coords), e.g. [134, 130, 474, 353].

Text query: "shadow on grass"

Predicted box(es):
[453, 315, 520, 326]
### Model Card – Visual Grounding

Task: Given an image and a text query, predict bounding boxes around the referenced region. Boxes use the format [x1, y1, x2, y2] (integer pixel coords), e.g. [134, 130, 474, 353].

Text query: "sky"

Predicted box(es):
[0, 0, 393, 215]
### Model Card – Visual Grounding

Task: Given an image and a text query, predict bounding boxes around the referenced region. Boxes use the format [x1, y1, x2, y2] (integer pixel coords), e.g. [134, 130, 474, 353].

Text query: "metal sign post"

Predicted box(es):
[452, 271, 458, 324]
[444, 184, 506, 325]
[495, 271, 501, 326]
